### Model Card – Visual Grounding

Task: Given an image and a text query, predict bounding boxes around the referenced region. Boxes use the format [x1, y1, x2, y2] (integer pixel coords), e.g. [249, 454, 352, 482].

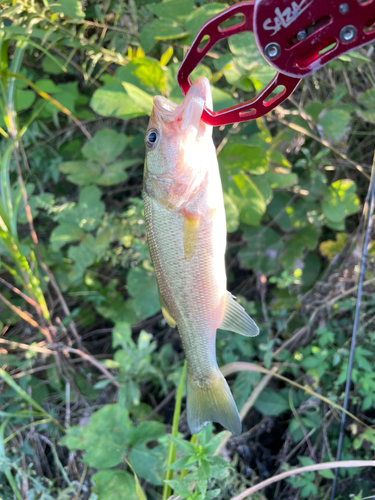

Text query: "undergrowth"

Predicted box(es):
[0, 0, 374, 499]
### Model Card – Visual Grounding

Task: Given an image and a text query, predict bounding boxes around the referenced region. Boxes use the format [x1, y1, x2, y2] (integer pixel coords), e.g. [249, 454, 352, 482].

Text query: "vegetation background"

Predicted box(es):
[0, 0, 375, 498]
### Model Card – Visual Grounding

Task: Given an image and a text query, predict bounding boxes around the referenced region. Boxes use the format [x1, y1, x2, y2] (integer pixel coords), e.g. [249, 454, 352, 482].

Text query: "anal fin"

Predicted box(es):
[158, 289, 176, 328]
[219, 291, 259, 337]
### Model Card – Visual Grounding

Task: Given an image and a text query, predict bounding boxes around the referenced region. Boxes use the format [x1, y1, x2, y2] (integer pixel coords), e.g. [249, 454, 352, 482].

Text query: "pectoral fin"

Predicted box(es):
[183, 213, 201, 261]
[219, 291, 259, 337]
[158, 289, 176, 328]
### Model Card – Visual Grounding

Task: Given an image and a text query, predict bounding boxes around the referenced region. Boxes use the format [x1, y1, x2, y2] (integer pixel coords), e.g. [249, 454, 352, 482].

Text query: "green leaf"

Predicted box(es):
[92, 470, 138, 500]
[127, 266, 160, 320]
[80, 404, 133, 468]
[35, 79, 61, 93]
[49, 0, 85, 19]
[305, 102, 325, 122]
[254, 388, 289, 416]
[41, 56, 67, 75]
[219, 144, 268, 174]
[90, 85, 147, 119]
[97, 160, 137, 186]
[82, 129, 128, 164]
[321, 179, 360, 223]
[222, 171, 266, 226]
[240, 225, 283, 274]
[211, 86, 235, 111]
[15, 89, 35, 111]
[122, 83, 154, 116]
[357, 89, 375, 123]
[301, 252, 321, 288]
[319, 232, 348, 260]
[281, 225, 320, 270]
[223, 193, 239, 233]
[318, 469, 335, 479]
[229, 31, 262, 71]
[68, 234, 97, 282]
[263, 169, 297, 189]
[129, 442, 166, 486]
[170, 435, 197, 455]
[117, 57, 166, 93]
[233, 371, 260, 409]
[129, 421, 165, 447]
[318, 109, 351, 142]
[74, 185, 105, 232]
[140, 21, 187, 53]
[59, 425, 86, 450]
[147, 0, 196, 24]
[184, 3, 227, 44]
[59, 161, 102, 185]
[250, 64, 277, 91]
[112, 322, 132, 349]
[50, 223, 84, 252]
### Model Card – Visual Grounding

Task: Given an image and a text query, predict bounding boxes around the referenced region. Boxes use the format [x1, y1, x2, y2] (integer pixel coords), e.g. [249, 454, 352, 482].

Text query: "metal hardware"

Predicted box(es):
[339, 3, 349, 14]
[264, 42, 281, 59]
[340, 24, 357, 42]
[297, 30, 307, 41]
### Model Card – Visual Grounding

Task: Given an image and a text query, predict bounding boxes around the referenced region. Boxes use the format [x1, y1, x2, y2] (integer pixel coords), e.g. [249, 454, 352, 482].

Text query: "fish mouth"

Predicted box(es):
[174, 76, 212, 133]
[153, 96, 178, 123]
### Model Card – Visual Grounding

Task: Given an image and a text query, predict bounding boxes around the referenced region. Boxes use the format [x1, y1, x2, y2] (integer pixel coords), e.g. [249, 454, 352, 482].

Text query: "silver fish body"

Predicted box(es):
[143, 77, 259, 435]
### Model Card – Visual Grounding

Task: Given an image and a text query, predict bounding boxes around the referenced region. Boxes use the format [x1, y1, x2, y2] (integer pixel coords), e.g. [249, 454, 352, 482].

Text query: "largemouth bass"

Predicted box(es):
[143, 76, 259, 435]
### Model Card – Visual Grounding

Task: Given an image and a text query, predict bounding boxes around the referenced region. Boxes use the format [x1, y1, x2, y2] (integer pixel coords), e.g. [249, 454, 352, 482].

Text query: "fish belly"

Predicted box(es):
[143, 179, 226, 380]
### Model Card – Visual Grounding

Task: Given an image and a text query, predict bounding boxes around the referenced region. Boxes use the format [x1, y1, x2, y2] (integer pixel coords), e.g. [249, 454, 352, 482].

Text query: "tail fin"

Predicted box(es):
[186, 367, 241, 436]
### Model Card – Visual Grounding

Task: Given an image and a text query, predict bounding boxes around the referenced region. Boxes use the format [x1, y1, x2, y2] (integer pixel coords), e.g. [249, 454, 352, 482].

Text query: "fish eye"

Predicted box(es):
[145, 129, 159, 149]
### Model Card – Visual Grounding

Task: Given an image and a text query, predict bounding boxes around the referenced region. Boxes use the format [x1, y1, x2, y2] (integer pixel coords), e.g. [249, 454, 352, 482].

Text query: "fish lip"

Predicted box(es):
[186, 76, 212, 108]
[174, 76, 212, 132]
[153, 96, 178, 122]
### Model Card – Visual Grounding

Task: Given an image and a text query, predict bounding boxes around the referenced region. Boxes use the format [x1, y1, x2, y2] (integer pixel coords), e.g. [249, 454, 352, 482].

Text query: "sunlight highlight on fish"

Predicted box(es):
[143, 76, 259, 436]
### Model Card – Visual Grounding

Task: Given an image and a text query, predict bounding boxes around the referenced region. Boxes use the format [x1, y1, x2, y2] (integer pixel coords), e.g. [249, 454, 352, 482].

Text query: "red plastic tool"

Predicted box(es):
[177, 1, 300, 126]
[254, 0, 375, 78]
[177, 0, 375, 126]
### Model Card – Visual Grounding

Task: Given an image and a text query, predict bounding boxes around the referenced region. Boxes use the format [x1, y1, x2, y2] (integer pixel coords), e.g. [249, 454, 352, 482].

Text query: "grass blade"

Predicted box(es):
[0, 419, 23, 500]
[230, 460, 375, 500]
[0, 368, 63, 430]
[162, 361, 187, 500]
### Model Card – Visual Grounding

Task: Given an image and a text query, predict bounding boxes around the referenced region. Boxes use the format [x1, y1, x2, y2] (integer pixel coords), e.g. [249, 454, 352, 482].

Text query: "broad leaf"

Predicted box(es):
[122, 83, 154, 116]
[321, 179, 360, 223]
[127, 267, 160, 320]
[92, 470, 138, 500]
[82, 129, 128, 164]
[147, 0, 196, 24]
[59, 161, 101, 185]
[254, 388, 289, 416]
[90, 85, 147, 119]
[81, 404, 133, 468]
[223, 193, 239, 233]
[318, 109, 351, 142]
[49, 0, 85, 18]
[117, 58, 166, 93]
[140, 21, 187, 53]
[129, 443, 166, 485]
[50, 223, 84, 252]
[219, 144, 268, 174]
[221, 170, 266, 226]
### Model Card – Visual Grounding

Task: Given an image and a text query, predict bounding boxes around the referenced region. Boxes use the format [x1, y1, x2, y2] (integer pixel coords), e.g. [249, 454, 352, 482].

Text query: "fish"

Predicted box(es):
[143, 76, 259, 436]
